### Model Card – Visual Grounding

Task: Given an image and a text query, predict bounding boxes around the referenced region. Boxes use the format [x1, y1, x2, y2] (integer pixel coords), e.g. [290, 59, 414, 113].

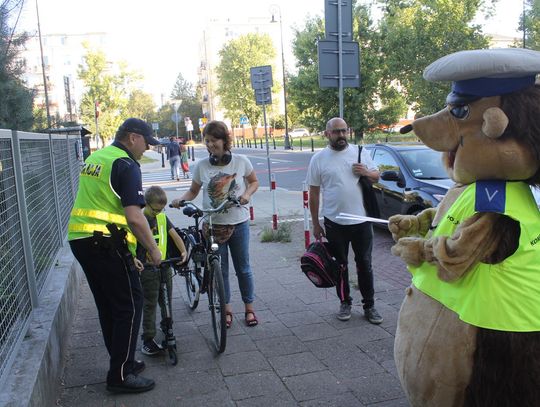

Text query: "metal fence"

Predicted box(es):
[0, 129, 82, 386]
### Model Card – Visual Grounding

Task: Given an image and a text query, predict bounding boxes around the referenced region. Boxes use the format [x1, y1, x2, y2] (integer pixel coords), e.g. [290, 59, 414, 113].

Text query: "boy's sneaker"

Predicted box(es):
[364, 307, 383, 325]
[141, 339, 162, 356]
[337, 302, 352, 321]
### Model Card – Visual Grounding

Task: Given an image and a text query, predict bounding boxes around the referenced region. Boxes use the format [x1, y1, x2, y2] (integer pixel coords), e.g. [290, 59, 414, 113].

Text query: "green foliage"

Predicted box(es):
[163, 73, 203, 139]
[288, 5, 405, 133]
[0, 4, 34, 130]
[270, 114, 285, 129]
[521, 0, 540, 50]
[125, 89, 156, 122]
[260, 223, 292, 243]
[78, 44, 141, 144]
[379, 0, 490, 115]
[215, 33, 278, 137]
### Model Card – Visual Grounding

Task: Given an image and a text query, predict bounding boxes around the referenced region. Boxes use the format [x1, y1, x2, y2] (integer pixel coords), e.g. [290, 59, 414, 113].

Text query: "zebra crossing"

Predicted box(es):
[141, 168, 192, 190]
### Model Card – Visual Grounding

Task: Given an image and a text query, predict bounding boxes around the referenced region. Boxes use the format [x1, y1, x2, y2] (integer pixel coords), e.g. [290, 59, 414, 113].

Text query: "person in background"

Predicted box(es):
[171, 120, 259, 328]
[167, 136, 181, 181]
[179, 137, 190, 179]
[68, 118, 161, 394]
[306, 117, 383, 324]
[137, 186, 187, 356]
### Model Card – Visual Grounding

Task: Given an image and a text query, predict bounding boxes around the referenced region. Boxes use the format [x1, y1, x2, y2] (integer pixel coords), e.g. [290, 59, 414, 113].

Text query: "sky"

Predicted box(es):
[16, 0, 523, 104]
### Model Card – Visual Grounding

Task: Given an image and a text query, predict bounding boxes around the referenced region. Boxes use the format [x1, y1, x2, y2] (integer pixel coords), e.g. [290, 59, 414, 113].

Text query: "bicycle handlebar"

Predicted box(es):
[143, 257, 184, 269]
[169, 197, 241, 216]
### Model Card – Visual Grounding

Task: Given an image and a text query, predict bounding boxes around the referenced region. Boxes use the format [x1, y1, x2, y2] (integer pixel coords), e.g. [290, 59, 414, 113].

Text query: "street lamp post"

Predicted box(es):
[270, 5, 291, 150]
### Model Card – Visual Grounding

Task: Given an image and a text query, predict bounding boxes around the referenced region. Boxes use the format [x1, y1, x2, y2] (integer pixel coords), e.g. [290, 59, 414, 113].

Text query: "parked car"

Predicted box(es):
[289, 128, 310, 138]
[364, 143, 453, 219]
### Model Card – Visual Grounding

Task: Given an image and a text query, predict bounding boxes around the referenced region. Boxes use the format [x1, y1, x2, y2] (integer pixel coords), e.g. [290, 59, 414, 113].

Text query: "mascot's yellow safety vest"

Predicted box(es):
[68, 145, 137, 255]
[154, 212, 168, 260]
[410, 181, 540, 332]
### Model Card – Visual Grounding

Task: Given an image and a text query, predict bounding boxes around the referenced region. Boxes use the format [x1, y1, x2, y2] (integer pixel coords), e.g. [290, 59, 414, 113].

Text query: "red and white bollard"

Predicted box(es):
[303, 182, 310, 249]
[271, 173, 278, 230]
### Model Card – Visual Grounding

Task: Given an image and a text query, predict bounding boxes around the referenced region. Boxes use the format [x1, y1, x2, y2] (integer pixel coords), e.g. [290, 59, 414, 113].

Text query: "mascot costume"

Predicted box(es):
[389, 48, 540, 406]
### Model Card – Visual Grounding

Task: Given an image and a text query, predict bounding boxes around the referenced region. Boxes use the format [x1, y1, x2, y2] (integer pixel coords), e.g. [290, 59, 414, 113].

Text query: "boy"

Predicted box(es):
[137, 186, 187, 355]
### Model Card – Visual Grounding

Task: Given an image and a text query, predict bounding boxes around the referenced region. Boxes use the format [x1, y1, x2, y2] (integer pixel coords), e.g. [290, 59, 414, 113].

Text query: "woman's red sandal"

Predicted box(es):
[245, 311, 258, 327]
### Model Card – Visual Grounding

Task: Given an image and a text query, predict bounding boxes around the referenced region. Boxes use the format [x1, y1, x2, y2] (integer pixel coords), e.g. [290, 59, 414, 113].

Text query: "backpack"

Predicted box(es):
[300, 241, 340, 288]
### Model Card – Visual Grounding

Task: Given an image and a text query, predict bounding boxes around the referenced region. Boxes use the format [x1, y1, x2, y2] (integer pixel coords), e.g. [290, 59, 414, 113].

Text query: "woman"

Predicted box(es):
[171, 121, 259, 327]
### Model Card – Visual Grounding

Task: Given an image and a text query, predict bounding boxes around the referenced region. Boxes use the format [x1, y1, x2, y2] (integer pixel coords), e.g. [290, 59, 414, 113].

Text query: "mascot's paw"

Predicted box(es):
[391, 237, 427, 266]
[388, 214, 420, 241]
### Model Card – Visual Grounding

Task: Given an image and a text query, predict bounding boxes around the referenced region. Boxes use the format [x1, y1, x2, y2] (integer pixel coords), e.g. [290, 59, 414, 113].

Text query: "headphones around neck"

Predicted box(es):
[209, 151, 232, 166]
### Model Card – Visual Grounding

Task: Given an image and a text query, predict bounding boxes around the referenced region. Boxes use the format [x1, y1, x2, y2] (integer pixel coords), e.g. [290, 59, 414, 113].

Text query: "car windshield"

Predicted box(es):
[398, 149, 448, 179]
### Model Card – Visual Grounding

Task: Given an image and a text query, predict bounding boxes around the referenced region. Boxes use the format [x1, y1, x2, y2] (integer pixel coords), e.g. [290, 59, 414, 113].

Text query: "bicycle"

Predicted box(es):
[142, 256, 184, 366]
[171, 198, 240, 354]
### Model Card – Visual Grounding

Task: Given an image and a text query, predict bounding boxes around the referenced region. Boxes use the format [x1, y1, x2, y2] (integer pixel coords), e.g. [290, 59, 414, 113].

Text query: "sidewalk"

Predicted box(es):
[56, 151, 412, 406]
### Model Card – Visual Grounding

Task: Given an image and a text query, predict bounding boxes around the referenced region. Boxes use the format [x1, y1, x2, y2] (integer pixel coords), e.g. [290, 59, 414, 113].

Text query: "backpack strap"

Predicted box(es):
[358, 145, 362, 163]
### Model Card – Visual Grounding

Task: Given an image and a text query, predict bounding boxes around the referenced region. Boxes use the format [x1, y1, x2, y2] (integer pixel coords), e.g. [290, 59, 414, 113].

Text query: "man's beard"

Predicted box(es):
[329, 137, 348, 151]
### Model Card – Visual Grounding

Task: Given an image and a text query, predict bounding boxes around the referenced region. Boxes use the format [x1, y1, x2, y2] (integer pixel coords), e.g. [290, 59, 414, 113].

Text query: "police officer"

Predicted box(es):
[68, 118, 161, 394]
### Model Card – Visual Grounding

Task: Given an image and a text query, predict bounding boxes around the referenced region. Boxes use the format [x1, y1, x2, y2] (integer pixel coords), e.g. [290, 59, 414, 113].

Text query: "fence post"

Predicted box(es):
[300, 138, 303, 151]
[271, 173, 277, 230]
[11, 130, 39, 307]
[48, 133, 65, 245]
[272, 137, 276, 150]
[303, 182, 310, 249]
[260, 138, 263, 149]
[187, 145, 191, 159]
[311, 138, 314, 152]
[191, 146, 195, 161]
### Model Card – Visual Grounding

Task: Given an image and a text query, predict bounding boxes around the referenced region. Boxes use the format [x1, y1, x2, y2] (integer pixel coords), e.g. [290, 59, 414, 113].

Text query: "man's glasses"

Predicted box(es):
[330, 128, 348, 135]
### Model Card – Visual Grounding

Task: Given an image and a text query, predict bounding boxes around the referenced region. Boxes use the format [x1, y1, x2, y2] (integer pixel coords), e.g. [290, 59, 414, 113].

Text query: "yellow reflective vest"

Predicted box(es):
[68, 145, 137, 255]
[410, 181, 540, 331]
[154, 212, 168, 260]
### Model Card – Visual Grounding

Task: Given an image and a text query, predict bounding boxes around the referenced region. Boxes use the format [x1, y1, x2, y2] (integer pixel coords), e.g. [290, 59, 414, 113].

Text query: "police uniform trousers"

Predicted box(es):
[69, 237, 143, 385]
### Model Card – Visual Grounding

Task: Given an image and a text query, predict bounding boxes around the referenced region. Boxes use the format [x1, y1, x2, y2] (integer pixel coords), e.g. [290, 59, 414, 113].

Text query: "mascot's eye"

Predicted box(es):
[449, 105, 470, 119]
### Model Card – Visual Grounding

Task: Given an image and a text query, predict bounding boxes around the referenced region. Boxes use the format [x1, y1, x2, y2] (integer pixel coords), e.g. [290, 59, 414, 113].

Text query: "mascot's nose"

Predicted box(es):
[400, 124, 413, 134]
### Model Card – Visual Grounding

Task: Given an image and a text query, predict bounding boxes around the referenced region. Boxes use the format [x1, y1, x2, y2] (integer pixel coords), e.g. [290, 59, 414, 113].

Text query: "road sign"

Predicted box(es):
[171, 113, 182, 124]
[255, 88, 272, 106]
[240, 116, 249, 125]
[152, 122, 159, 130]
[250, 65, 273, 90]
[324, 0, 353, 42]
[318, 40, 361, 88]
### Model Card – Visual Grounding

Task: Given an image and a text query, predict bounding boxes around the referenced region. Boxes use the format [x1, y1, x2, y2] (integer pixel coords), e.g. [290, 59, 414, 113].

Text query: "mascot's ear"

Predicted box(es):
[481, 107, 509, 139]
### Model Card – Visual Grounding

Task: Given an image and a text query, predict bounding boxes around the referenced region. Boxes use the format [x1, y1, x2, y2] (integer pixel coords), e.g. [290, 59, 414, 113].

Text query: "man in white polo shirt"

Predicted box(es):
[306, 117, 383, 324]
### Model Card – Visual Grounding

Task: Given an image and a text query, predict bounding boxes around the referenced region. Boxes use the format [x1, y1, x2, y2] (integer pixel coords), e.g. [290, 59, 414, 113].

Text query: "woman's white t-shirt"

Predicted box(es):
[193, 154, 253, 225]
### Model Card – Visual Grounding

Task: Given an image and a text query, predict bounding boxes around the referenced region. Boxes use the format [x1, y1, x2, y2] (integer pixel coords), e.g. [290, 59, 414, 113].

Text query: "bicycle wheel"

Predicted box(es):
[208, 257, 227, 353]
[184, 257, 201, 310]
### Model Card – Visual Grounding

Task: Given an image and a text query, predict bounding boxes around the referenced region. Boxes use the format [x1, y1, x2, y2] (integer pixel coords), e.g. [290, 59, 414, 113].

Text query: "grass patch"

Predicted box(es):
[260, 222, 292, 243]
[139, 155, 158, 164]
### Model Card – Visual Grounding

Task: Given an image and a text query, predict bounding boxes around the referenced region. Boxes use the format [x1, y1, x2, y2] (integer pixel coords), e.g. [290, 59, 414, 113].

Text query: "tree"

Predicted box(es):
[0, 1, 34, 130]
[164, 73, 203, 139]
[215, 33, 278, 137]
[78, 44, 140, 144]
[379, 0, 490, 115]
[288, 4, 405, 135]
[125, 89, 156, 122]
[521, 0, 540, 50]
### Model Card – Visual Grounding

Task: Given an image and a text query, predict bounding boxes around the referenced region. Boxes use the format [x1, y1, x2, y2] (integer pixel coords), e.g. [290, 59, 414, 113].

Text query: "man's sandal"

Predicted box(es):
[245, 311, 258, 327]
[225, 311, 233, 329]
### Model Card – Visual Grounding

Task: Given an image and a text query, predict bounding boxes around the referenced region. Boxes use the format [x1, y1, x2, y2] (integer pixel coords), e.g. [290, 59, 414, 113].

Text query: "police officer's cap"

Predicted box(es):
[423, 48, 540, 105]
[119, 118, 159, 145]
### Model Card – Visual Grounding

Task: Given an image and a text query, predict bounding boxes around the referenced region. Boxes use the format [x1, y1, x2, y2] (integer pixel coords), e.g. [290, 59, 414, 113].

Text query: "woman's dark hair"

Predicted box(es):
[203, 120, 232, 151]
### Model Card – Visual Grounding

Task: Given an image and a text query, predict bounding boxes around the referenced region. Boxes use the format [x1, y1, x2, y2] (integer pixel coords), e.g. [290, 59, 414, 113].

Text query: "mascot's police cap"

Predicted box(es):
[423, 48, 540, 104]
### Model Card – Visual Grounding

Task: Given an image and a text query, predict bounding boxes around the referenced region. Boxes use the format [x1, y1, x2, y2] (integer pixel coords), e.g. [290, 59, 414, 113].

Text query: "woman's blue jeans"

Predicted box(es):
[169, 156, 180, 179]
[217, 220, 254, 304]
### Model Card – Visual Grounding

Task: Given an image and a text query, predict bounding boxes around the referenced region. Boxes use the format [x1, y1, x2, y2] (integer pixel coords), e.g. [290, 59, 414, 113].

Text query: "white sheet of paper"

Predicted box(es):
[336, 212, 389, 224]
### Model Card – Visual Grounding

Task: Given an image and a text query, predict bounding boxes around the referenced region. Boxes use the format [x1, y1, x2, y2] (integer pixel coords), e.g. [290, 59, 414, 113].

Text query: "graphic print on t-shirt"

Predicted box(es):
[208, 171, 238, 207]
